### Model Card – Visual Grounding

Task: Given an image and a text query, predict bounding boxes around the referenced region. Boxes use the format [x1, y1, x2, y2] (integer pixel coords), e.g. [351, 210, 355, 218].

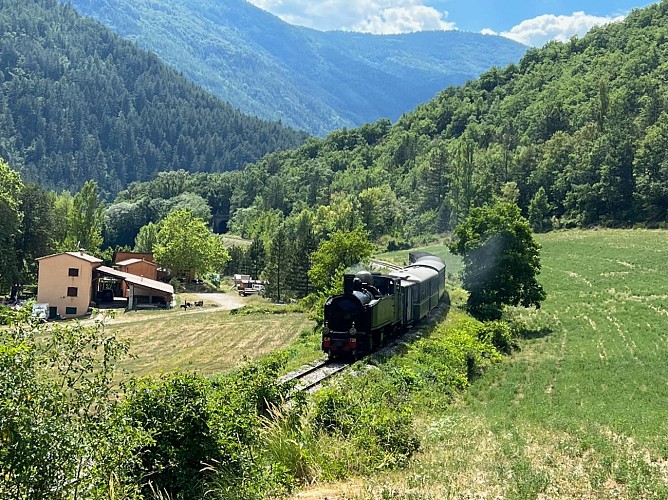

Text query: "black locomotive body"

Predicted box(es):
[322, 252, 446, 359]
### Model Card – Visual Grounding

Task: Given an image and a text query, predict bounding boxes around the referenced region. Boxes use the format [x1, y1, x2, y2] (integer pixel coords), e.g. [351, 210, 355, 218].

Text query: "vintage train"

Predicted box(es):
[322, 252, 446, 359]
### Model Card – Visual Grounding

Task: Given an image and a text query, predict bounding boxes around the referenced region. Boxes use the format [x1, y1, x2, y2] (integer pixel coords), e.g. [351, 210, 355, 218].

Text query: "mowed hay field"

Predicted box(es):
[110, 309, 313, 378]
[305, 230, 668, 499]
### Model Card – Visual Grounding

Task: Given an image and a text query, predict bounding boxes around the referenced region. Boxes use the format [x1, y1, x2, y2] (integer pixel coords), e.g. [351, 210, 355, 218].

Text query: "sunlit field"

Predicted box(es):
[110, 308, 314, 379]
[299, 229, 668, 499]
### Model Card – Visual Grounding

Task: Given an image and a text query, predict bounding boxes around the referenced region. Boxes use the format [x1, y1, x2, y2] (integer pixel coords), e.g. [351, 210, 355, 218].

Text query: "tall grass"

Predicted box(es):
[300, 229, 668, 498]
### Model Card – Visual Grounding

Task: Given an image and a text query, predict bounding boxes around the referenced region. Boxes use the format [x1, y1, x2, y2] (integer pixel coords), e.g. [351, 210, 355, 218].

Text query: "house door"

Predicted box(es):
[49, 306, 58, 320]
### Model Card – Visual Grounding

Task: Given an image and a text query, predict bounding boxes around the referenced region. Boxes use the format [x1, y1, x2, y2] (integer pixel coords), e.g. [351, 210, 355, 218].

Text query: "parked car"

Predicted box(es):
[238, 283, 265, 297]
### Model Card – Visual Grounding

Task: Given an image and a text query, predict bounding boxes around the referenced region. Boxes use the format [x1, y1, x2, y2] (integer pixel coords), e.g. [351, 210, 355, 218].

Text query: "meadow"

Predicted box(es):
[300, 229, 668, 498]
[109, 305, 314, 378]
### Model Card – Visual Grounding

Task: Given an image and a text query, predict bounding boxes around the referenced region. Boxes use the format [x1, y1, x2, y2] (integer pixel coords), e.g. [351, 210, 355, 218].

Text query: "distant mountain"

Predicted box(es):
[63, 0, 528, 135]
[0, 0, 308, 195]
[150, 1, 665, 232]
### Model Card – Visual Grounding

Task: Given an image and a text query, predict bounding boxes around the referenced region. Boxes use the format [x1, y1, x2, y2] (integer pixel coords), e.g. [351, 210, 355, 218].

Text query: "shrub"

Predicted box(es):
[0, 302, 32, 325]
[355, 404, 419, 468]
[477, 320, 516, 354]
[0, 318, 142, 498]
[311, 388, 359, 435]
[121, 356, 292, 499]
[121, 373, 224, 498]
[308, 374, 420, 472]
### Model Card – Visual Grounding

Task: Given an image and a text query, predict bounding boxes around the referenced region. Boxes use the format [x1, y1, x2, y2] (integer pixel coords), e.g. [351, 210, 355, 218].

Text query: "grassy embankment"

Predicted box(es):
[300, 229, 668, 499]
[106, 230, 667, 497]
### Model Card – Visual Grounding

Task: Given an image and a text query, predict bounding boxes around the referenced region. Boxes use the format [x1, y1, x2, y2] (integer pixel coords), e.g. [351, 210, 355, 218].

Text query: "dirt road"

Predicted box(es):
[86, 292, 245, 326]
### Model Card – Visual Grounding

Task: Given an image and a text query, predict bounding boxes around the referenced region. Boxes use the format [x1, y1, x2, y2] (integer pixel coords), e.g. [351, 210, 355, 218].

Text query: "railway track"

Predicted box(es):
[279, 357, 348, 394]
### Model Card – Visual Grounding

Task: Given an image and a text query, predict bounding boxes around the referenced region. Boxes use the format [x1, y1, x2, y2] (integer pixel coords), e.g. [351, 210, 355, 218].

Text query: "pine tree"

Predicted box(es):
[286, 214, 317, 298]
[262, 226, 289, 302]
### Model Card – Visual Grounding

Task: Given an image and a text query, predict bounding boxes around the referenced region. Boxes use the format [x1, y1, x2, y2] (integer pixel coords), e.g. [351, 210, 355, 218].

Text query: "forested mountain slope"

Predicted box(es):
[63, 0, 528, 136]
[0, 0, 308, 195]
[120, 1, 667, 240]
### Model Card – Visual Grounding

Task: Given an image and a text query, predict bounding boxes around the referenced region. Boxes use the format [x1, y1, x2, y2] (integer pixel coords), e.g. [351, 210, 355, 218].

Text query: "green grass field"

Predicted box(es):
[300, 229, 668, 499]
[110, 308, 314, 379]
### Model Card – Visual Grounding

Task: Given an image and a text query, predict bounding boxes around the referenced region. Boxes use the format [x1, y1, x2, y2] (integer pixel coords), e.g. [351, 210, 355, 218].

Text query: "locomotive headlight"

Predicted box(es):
[322, 325, 330, 335]
[349, 326, 357, 335]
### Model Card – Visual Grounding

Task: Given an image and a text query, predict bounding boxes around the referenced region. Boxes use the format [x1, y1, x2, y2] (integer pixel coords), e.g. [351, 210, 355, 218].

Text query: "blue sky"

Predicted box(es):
[247, 0, 657, 46]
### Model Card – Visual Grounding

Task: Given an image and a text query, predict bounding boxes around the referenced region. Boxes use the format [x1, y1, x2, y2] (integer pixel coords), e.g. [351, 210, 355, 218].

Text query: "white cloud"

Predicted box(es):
[354, 5, 455, 34]
[500, 11, 624, 47]
[247, 0, 455, 34]
[480, 28, 497, 36]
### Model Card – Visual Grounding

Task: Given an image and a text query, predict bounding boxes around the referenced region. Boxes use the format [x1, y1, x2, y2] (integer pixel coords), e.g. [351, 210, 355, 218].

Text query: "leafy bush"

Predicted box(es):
[121, 373, 224, 498]
[355, 404, 419, 468]
[477, 320, 516, 354]
[384, 315, 504, 410]
[0, 318, 143, 498]
[120, 356, 292, 498]
[0, 302, 32, 325]
[309, 373, 420, 472]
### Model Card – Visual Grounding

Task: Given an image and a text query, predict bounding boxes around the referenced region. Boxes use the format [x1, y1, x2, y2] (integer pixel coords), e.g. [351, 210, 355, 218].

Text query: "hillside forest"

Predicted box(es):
[0, 0, 308, 196]
[2, 2, 668, 301]
[61, 0, 528, 135]
[107, 3, 668, 241]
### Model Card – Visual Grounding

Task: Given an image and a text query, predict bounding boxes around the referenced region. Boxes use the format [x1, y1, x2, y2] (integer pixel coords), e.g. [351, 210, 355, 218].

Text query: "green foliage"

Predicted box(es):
[308, 227, 373, 293]
[0, 0, 307, 195]
[15, 184, 55, 286]
[476, 320, 517, 354]
[119, 1, 668, 242]
[121, 373, 226, 498]
[64, 180, 105, 253]
[134, 221, 159, 253]
[451, 202, 546, 320]
[153, 209, 230, 278]
[396, 316, 503, 401]
[307, 379, 420, 471]
[528, 186, 552, 232]
[0, 159, 23, 294]
[262, 225, 289, 302]
[0, 318, 144, 498]
[119, 356, 293, 498]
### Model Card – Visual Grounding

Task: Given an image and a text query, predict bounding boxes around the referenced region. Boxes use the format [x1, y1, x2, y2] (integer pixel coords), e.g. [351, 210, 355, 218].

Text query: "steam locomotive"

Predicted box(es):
[322, 252, 446, 359]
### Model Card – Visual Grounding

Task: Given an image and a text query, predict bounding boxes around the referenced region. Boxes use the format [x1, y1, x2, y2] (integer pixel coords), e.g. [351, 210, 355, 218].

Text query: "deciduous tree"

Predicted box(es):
[66, 180, 104, 253]
[0, 160, 23, 294]
[309, 227, 373, 294]
[153, 210, 229, 279]
[450, 202, 546, 320]
[262, 226, 289, 302]
[134, 221, 159, 253]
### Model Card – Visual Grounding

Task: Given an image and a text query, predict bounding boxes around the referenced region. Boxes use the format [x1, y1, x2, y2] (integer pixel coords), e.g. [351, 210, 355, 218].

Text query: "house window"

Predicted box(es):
[68, 267, 79, 277]
[67, 287, 78, 297]
[65, 307, 77, 315]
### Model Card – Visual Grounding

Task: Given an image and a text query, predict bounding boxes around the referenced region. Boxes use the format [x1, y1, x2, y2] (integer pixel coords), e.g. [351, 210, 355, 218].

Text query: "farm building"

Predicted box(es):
[36, 251, 174, 319]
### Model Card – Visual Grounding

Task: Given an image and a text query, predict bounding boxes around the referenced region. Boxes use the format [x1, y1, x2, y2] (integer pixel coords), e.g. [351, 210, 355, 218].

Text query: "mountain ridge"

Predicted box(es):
[63, 0, 528, 135]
